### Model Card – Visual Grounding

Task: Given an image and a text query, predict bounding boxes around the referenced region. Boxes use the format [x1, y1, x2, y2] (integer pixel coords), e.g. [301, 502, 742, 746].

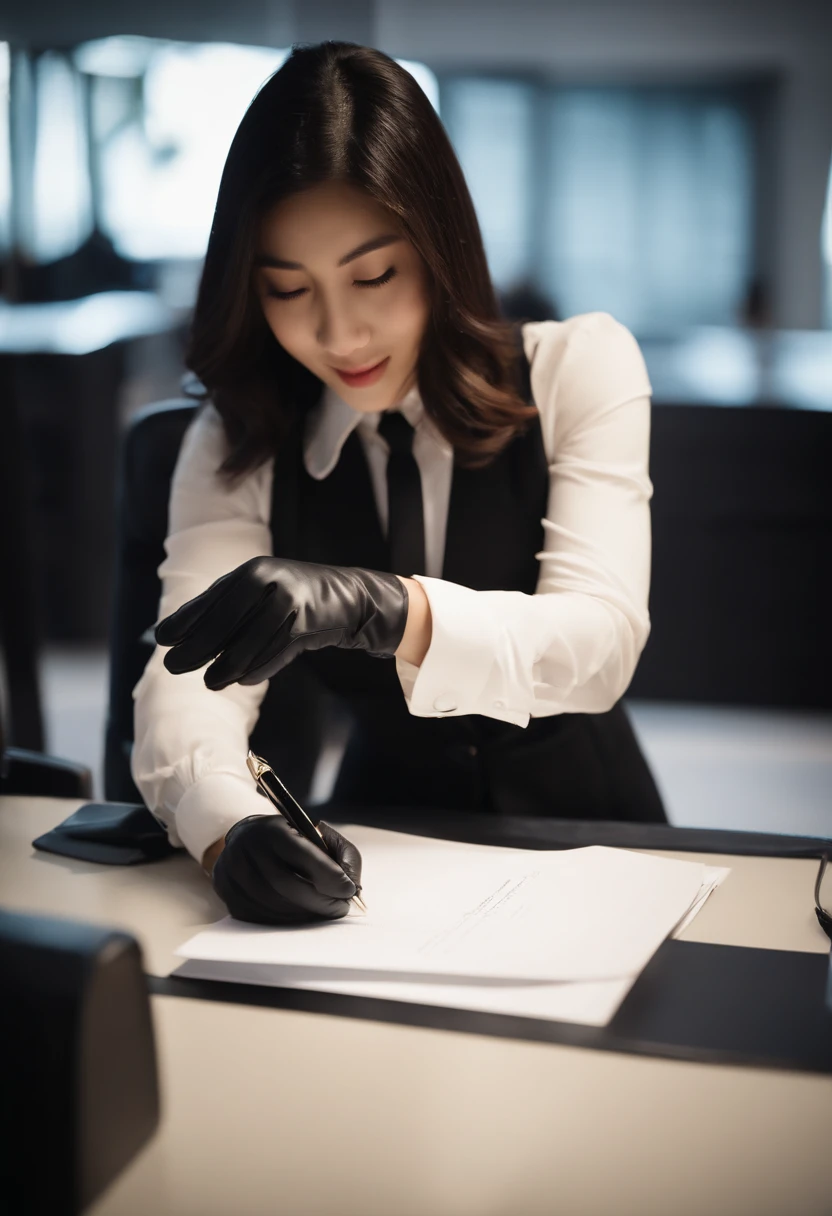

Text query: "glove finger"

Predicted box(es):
[236, 617, 305, 686]
[248, 844, 353, 916]
[320, 822, 363, 889]
[154, 593, 211, 648]
[163, 579, 273, 675]
[254, 815, 357, 899]
[155, 567, 243, 646]
[205, 607, 297, 691]
[213, 860, 323, 925]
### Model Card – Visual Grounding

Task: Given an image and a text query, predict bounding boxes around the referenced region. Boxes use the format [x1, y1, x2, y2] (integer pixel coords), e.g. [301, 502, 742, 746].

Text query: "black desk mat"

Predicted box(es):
[149, 939, 832, 1076]
[149, 812, 832, 1075]
[316, 805, 832, 860]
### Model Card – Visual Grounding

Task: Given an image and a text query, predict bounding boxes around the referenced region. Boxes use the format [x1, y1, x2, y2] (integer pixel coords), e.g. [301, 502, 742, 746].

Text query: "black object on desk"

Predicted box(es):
[0, 908, 160, 1215]
[32, 800, 176, 865]
[155, 939, 832, 1077]
[325, 804, 832, 861]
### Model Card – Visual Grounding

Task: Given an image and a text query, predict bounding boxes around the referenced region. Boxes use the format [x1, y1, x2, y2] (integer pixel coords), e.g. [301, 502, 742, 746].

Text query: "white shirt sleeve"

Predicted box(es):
[130, 404, 279, 863]
[397, 312, 654, 728]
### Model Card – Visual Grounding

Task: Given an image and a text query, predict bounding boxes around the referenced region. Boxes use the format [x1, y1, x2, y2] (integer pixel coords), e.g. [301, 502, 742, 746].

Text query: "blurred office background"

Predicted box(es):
[1, 0, 830, 834]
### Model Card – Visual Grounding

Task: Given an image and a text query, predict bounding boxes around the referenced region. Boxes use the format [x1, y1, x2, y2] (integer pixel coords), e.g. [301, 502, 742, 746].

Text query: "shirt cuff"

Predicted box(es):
[174, 772, 277, 865]
[400, 575, 529, 727]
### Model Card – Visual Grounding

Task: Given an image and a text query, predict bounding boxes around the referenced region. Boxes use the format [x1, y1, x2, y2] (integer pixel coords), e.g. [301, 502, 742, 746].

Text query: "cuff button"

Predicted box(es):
[433, 692, 458, 713]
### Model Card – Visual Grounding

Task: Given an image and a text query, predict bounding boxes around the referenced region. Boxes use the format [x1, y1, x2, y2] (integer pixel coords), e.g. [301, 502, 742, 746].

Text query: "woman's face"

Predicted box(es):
[254, 180, 432, 413]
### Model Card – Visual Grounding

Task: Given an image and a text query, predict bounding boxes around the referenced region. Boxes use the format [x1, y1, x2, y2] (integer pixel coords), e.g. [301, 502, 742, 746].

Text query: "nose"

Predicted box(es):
[315, 297, 372, 360]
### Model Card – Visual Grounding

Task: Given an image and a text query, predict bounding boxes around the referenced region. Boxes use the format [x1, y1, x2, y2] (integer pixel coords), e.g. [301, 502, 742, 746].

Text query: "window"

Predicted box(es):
[441, 79, 536, 288]
[0, 43, 9, 256]
[822, 158, 832, 329]
[72, 37, 439, 264]
[440, 77, 760, 333]
[76, 38, 290, 261]
[31, 52, 93, 262]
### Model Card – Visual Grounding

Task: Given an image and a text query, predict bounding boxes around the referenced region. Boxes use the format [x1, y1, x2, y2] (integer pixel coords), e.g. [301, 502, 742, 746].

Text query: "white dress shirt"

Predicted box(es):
[132, 311, 655, 863]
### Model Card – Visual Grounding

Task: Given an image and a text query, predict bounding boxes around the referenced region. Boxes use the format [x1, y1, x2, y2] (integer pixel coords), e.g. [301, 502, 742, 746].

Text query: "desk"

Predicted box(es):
[2, 796, 831, 1216]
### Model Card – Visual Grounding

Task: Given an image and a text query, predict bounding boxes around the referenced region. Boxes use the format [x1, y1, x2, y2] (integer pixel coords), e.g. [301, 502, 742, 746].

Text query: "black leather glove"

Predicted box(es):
[211, 814, 362, 925]
[155, 555, 409, 689]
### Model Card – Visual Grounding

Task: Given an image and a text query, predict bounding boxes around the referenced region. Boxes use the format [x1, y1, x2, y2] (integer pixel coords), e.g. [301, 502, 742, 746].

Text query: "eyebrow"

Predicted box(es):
[255, 233, 403, 271]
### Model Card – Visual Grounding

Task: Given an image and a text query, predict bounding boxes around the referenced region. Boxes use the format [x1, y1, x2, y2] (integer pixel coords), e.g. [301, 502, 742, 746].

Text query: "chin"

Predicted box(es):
[347, 394, 393, 414]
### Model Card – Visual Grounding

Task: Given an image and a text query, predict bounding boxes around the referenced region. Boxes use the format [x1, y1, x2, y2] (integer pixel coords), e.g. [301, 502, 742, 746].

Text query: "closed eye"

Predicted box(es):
[265, 266, 398, 301]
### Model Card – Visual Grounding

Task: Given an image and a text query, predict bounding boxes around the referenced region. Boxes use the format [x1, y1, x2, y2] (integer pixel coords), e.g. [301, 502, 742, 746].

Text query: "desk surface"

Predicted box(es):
[2, 797, 831, 1216]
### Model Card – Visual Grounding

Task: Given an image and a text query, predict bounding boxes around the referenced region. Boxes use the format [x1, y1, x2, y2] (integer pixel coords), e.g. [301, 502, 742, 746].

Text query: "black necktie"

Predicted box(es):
[377, 410, 426, 577]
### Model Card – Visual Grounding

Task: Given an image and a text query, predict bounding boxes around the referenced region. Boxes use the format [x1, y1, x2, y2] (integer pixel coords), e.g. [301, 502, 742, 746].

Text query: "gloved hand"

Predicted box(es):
[210, 814, 362, 925]
[154, 555, 409, 689]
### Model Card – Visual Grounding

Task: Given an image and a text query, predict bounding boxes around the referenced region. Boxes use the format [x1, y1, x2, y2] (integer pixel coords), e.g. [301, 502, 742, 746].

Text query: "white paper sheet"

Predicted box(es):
[174, 827, 730, 1023]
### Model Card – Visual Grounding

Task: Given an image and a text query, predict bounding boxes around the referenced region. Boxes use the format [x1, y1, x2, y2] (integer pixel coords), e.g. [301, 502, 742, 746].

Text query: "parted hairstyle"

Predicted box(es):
[185, 40, 540, 481]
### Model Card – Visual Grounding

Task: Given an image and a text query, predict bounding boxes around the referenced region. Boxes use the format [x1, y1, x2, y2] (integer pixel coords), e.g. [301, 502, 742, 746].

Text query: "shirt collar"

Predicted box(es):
[303, 378, 435, 480]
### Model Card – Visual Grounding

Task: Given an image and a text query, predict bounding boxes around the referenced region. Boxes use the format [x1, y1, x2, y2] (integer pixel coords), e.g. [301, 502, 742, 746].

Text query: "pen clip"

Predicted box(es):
[246, 750, 272, 785]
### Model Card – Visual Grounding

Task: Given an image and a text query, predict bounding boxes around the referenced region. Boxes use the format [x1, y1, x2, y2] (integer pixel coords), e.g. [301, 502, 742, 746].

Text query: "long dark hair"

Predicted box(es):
[186, 41, 539, 480]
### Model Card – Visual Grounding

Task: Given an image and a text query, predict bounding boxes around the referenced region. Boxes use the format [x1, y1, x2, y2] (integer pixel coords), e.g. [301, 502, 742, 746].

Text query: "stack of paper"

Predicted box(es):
[174, 826, 729, 1027]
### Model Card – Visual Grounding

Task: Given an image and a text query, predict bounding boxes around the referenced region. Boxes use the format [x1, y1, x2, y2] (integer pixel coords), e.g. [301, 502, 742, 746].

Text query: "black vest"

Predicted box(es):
[249, 326, 665, 823]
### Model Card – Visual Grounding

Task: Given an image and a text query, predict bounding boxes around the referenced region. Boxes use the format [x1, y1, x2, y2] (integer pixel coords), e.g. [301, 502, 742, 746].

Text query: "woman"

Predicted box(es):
[133, 40, 665, 926]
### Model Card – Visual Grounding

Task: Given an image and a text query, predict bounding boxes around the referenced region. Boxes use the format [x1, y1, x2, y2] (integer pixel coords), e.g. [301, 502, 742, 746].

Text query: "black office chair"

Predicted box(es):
[104, 398, 196, 804]
[107, 392, 832, 806]
[0, 747, 93, 799]
[628, 404, 832, 709]
[104, 398, 337, 808]
[0, 640, 94, 799]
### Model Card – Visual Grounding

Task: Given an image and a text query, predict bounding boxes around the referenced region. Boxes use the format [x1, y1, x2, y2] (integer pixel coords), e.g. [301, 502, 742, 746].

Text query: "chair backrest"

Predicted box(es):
[104, 399, 338, 807]
[108, 396, 832, 808]
[629, 403, 832, 708]
[104, 400, 197, 802]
